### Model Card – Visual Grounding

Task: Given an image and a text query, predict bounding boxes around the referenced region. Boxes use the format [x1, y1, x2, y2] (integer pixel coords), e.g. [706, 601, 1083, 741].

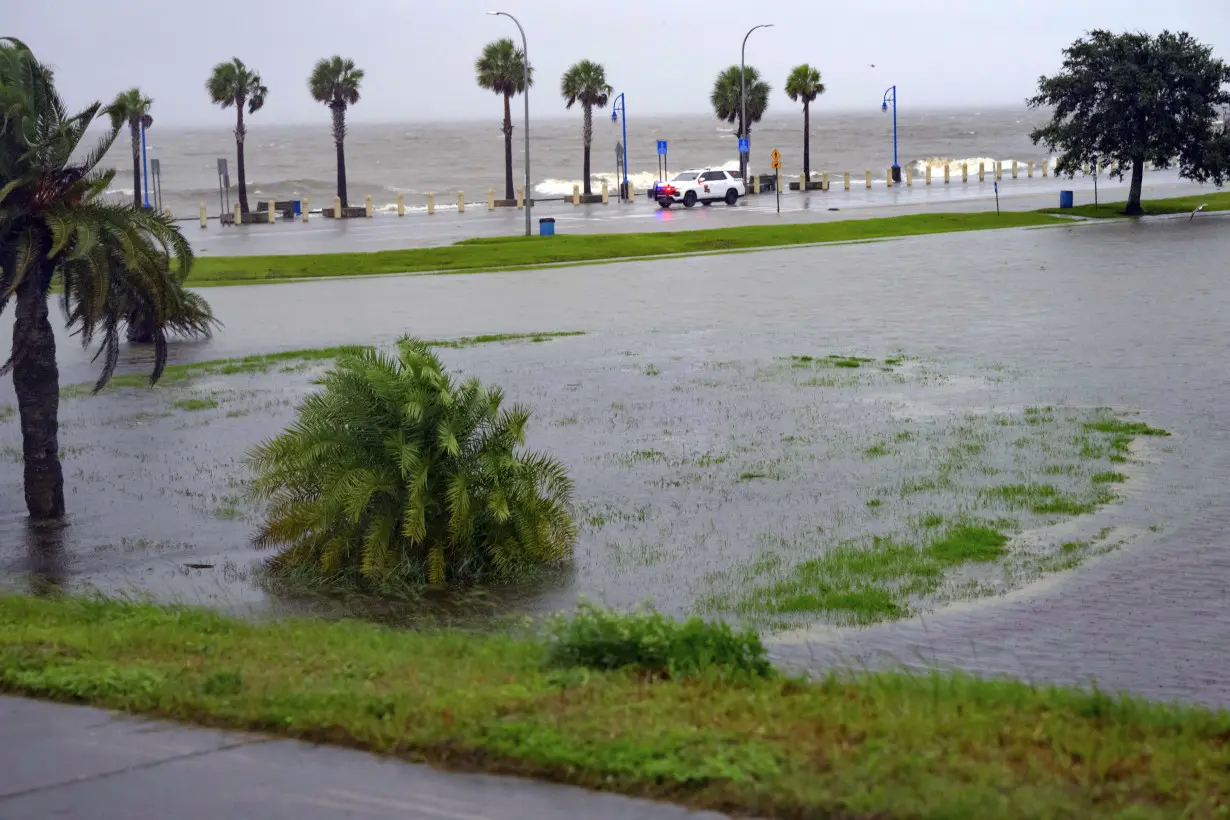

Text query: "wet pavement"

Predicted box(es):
[3, 212, 1230, 707]
[187, 172, 1206, 256]
[0, 697, 725, 819]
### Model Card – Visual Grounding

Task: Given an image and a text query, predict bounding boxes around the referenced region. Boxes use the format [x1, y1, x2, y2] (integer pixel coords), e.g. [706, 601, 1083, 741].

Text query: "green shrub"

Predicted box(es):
[248, 337, 576, 585]
[546, 603, 773, 679]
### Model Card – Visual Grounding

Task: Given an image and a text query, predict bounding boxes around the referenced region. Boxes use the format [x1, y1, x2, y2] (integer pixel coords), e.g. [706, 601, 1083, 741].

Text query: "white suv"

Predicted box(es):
[656, 168, 745, 208]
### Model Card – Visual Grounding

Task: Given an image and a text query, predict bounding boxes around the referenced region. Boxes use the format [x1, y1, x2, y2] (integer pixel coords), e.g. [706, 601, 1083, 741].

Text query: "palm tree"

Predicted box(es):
[206, 58, 267, 215]
[249, 337, 576, 586]
[560, 60, 612, 196]
[475, 39, 533, 201]
[711, 65, 770, 178]
[105, 88, 152, 208]
[0, 38, 215, 521]
[308, 56, 363, 209]
[785, 64, 826, 181]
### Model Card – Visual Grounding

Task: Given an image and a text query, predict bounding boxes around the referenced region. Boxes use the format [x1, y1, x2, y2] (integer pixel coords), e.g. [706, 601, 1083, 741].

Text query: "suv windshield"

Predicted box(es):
[672, 172, 699, 181]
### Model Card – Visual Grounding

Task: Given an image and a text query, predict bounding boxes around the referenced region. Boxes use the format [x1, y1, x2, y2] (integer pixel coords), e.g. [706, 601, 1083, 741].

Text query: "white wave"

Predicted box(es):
[907, 156, 1056, 177]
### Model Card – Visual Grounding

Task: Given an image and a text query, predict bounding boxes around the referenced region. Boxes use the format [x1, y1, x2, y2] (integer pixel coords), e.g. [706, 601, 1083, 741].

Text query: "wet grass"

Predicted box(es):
[427, 331, 585, 349]
[0, 404, 11, 423]
[3, 595, 1228, 819]
[173, 397, 218, 412]
[1040, 190, 1230, 219]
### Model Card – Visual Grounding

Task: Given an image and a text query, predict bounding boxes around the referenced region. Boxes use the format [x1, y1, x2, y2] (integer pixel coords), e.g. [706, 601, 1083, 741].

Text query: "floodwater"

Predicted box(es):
[2, 215, 1229, 706]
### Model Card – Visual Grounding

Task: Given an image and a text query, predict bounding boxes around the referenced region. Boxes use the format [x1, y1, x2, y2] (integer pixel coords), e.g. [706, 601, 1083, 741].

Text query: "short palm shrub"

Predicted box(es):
[546, 603, 774, 680]
[249, 337, 576, 585]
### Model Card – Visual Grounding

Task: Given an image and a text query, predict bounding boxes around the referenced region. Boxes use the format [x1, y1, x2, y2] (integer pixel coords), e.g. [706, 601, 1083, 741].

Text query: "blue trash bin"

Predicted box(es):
[539, 217, 556, 237]
[292, 200, 302, 217]
[1059, 190, 1074, 209]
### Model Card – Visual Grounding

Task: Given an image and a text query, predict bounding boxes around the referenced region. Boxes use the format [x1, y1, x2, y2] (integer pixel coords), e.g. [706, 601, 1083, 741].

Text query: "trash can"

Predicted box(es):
[539, 217, 556, 237]
[292, 200, 302, 217]
[1059, 190, 1074, 209]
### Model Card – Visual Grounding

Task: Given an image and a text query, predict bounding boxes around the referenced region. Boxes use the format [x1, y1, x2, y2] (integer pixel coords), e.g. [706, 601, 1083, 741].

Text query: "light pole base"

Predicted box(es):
[891, 165, 902, 183]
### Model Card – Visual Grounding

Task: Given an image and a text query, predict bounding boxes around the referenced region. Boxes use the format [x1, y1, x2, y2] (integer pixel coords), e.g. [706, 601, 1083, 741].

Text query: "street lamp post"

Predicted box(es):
[141, 120, 151, 208]
[881, 85, 899, 183]
[740, 23, 773, 183]
[488, 11, 532, 236]
[611, 92, 628, 200]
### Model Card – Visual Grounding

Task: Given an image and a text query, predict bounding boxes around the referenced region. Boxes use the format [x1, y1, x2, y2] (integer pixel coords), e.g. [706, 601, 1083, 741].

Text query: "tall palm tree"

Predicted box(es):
[0, 38, 214, 521]
[206, 58, 267, 215]
[308, 56, 363, 209]
[784, 64, 826, 180]
[475, 38, 533, 201]
[560, 60, 612, 196]
[105, 88, 152, 208]
[711, 65, 770, 178]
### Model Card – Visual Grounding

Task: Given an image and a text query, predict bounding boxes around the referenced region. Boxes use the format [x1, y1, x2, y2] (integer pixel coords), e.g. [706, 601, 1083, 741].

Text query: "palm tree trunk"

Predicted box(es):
[502, 93, 515, 201]
[803, 102, 811, 180]
[582, 104, 593, 196]
[332, 102, 348, 208]
[235, 107, 249, 215]
[12, 273, 65, 521]
[130, 122, 141, 208]
[1126, 157, 1145, 215]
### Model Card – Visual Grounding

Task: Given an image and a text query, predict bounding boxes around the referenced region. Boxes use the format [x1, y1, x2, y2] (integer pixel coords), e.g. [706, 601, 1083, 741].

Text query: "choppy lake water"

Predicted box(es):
[2, 215, 1229, 706]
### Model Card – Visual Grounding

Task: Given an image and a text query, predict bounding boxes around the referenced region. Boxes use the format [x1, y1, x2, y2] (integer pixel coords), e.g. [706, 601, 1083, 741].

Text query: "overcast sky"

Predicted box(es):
[10, 0, 1229, 126]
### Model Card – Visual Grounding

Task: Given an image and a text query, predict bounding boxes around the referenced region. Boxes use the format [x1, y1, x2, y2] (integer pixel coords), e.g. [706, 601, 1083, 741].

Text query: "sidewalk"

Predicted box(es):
[0, 696, 727, 819]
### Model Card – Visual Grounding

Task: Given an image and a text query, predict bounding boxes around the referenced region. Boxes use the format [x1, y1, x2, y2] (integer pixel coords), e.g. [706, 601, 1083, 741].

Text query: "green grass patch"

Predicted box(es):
[865, 498, 882, 509]
[185, 212, 1069, 287]
[173, 397, 218, 412]
[924, 525, 1008, 564]
[1092, 471, 1127, 484]
[864, 442, 890, 458]
[1040, 190, 1230, 219]
[1083, 419, 1170, 437]
[3, 594, 1227, 818]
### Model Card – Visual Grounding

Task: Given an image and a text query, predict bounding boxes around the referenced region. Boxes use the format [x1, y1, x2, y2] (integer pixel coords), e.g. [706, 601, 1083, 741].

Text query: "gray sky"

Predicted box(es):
[10, 0, 1229, 125]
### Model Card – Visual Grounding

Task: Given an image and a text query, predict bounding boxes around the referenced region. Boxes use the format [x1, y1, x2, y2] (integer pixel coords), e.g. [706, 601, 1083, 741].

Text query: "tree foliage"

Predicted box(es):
[711, 65, 770, 137]
[784, 64, 825, 106]
[249, 338, 576, 586]
[474, 38, 533, 100]
[560, 60, 612, 195]
[1029, 30, 1230, 213]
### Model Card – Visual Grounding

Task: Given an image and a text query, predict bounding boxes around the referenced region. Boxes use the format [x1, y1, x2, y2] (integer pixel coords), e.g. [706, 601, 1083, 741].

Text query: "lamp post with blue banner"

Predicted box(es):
[881, 84, 899, 183]
[611, 93, 628, 200]
[741, 23, 773, 182]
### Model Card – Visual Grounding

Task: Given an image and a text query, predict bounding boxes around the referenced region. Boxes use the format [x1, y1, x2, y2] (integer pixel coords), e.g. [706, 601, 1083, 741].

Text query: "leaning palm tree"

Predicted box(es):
[475, 38, 533, 201]
[308, 56, 363, 209]
[560, 60, 612, 196]
[105, 88, 152, 208]
[784, 64, 825, 181]
[206, 58, 267, 215]
[711, 65, 770, 178]
[249, 338, 576, 586]
[0, 38, 215, 521]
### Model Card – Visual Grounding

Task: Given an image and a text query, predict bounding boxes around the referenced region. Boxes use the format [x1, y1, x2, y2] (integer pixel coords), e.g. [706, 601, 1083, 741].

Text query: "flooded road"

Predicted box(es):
[3, 215, 1229, 706]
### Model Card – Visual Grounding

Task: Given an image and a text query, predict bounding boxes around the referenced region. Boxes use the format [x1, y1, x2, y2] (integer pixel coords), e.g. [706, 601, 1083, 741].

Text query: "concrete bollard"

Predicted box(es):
[601, 180, 609, 204]
[1028, 161, 1034, 179]
[978, 162, 985, 182]
[397, 194, 405, 217]
[302, 198, 310, 222]
[751, 175, 758, 193]
[800, 172, 807, 190]
[365, 195, 374, 218]
[233, 202, 241, 225]
[925, 166, 931, 185]
[1042, 159, 1049, 177]
[572, 184, 580, 206]
[199, 203, 207, 229]
[843, 171, 850, 191]
[995, 162, 1003, 181]
[886, 167, 893, 188]
[333, 196, 342, 218]
[905, 167, 912, 186]
[427, 193, 435, 215]
[516, 186, 524, 209]
[865, 169, 872, 189]
[628, 182, 635, 199]
[1012, 160, 1018, 179]
[457, 192, 465, 213]
[267, 200, 275, 224]
[822, 171, 829, 191]
[487, 189, 495, 211]
[962, 162, 968, 183]
[164, 207, 173, 219]
[944, 164, 950, 184]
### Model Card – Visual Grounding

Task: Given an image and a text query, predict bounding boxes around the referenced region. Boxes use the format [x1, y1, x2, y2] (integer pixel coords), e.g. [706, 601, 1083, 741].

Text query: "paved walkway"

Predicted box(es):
[0, 697, 726, 819]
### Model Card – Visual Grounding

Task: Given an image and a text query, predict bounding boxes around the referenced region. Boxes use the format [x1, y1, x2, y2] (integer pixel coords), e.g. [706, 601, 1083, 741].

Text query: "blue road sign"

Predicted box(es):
[738, 138, 749, 153]
[657, 140, 668, 155]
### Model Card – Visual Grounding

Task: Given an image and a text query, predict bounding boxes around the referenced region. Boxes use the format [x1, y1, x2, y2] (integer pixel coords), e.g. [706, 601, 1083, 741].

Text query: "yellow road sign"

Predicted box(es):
[771, 148, 781, 161]
[771, 160, 781, 169]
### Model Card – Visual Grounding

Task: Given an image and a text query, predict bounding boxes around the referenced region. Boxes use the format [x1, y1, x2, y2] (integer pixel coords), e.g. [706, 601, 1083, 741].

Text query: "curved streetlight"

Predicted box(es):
[487, 11, 531, 236]
[741, 23, 773, 182]
[881, 84, 899, 182]
[610, 92, 628, 200]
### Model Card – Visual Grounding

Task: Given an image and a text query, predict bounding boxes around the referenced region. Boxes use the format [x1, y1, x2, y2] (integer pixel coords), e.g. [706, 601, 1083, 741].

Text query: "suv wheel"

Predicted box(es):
[657, 197, 672, 209]
[683, 191, 697, 208]
[725, 188, 739, 205]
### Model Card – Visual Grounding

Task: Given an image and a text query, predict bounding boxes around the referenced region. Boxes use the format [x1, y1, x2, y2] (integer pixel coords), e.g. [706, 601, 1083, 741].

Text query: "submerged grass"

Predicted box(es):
[186, 212, 1067, 287]
[2, 594, 1227, 819]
